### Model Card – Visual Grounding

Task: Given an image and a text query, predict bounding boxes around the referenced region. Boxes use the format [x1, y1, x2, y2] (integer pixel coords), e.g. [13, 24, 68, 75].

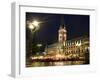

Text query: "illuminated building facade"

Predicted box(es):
[45, 24, 89, 59]
[45, 36, 89, 56]
[66, 36, 89, 55]
[45, 17, 89, 60]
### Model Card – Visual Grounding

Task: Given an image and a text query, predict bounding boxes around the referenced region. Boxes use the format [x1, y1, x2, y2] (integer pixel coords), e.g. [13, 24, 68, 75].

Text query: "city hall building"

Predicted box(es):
[45, 23, 89, 58]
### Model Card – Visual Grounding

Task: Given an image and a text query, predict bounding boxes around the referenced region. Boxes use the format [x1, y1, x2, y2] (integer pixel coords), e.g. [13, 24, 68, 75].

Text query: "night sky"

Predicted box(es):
[26, 12, 89, 45]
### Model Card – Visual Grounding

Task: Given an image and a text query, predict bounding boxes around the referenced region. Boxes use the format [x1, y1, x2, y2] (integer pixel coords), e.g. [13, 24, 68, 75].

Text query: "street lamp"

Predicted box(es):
[29, 24, 35, 30]
[28, 20, 41, 43]
[28, 20, 40, 32]
[27, 20, 41, 56]
[32, 20, 40, 27]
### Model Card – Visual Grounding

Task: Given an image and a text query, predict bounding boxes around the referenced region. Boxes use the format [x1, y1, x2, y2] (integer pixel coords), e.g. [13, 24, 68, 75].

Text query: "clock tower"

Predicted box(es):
[58, 16, 67, 53]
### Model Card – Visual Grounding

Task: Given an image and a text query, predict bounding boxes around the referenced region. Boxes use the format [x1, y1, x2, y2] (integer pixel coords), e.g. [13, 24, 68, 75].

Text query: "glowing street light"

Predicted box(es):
[32, 20, 40, 27]
[29, 24, 35, 30]
[32, 20, 40, 31]
[28, 20, 40, 32]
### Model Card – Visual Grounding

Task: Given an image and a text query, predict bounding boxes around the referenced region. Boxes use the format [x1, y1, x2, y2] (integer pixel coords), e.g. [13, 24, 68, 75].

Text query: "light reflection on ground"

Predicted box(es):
[26, 61, 85, 67]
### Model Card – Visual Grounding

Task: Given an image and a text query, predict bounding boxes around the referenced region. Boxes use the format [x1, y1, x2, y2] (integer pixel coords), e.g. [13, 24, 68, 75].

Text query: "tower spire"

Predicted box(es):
[58, 15, 67, 43]
[60, 15, 65, 28]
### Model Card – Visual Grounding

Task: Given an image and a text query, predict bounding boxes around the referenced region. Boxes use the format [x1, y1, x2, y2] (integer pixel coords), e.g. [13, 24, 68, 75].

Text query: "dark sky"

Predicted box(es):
[26, 12, 89, 45]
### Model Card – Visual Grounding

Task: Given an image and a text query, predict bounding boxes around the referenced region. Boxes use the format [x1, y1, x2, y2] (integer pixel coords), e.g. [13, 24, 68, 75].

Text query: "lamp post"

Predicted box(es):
[28, 20, 40, 56]
[28, 20, 40, 43]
